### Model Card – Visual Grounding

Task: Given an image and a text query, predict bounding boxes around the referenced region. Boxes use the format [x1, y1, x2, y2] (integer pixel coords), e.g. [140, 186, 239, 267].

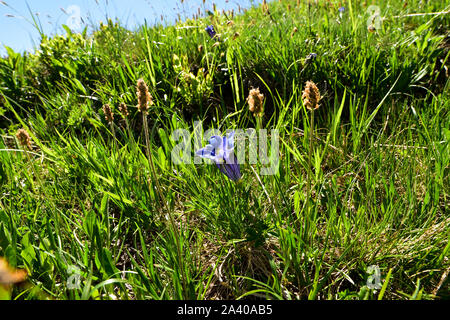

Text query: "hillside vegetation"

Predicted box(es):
[0, 0, 449, 300]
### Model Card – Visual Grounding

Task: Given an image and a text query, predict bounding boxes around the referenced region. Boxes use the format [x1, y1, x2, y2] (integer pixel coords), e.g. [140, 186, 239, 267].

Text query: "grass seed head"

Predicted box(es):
[136, 78, 153, 113]
[16, 128, 31, 149]
[262, 0, 269, 14]
[302, 80, 321, 110]
[247, 87, 265, 116]
[118, 103, 129, 118]
[102, 104, 114, 123]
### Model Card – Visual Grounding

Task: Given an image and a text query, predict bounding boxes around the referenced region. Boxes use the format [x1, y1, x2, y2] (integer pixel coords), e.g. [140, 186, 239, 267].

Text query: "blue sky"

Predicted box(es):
[0, 0, 261, 56]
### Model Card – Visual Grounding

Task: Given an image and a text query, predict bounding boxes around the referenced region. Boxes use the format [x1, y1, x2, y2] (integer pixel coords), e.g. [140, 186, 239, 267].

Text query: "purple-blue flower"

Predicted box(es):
[305, 53, 317, 64]
[196, 131, 242, 181]
[205, 25, 216, 38]
[338, 7, 345, 12]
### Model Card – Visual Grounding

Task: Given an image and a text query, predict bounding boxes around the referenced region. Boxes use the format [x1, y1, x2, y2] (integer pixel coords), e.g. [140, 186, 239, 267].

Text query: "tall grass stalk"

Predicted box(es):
[302, 80, 321, 239]
[140, 94, 189, 299]
[307, 107, 314, 218]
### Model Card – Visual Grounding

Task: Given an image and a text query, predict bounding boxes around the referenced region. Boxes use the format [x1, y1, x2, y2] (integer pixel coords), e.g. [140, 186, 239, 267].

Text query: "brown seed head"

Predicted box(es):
[118, 103, 129, 118]
[247, 87, 265, 116]
[302, 81, 321, 111]
[262, 0, 268, 12]
[16, 129, 31, 149]
[136, 78, 153, 113]
[102, 104, 114, 123]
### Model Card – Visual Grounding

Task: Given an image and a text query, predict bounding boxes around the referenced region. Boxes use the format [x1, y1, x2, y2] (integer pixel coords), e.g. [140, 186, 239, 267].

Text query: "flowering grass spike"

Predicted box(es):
[16, 129, 31, 149]
[247, 87, 265, 117]
[302, 80, 321, 110]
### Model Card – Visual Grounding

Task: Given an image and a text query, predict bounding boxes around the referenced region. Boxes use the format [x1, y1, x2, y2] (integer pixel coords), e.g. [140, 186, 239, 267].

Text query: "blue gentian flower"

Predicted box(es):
[196, 131, 242, 181]
[305, 53, 317, 64]
[338, 7, 345, 12]
[205, 25, 216, 38]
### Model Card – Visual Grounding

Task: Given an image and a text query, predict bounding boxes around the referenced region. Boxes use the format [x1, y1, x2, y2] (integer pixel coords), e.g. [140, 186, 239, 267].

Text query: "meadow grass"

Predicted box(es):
[0, 0, 449, 300]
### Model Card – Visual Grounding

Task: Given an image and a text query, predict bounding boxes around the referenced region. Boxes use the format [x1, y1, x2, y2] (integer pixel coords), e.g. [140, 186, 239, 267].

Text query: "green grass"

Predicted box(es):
[0, 0, 449, 300]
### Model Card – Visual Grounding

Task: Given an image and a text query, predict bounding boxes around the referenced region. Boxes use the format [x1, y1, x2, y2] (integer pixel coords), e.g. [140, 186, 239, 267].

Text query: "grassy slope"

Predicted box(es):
[0, 0, 449, 300]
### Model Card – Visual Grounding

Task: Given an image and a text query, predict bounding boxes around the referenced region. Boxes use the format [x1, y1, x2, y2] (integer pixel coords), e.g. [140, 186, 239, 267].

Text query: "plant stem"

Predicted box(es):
[306, 108, 314, 240]
[110, 122, 116, 151]
[141, 112, 188, 298]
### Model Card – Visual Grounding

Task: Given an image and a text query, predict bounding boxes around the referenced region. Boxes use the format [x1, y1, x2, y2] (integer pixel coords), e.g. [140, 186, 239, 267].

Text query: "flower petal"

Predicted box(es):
[195, 144, 216, 160]
[222, 131, 236, 161]
[216, 152, 241, 181]
[208, 135, 222, 148]
[226, 131, 235, 149]
[216, 162, 241, 181]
